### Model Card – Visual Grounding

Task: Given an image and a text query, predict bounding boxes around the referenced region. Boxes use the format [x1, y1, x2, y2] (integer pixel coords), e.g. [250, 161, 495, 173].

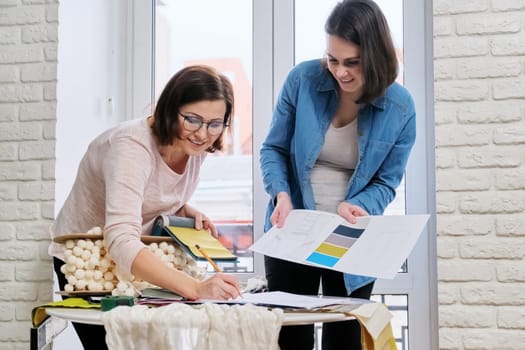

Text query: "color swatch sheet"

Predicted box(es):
[306, 224, 364, 268]
[250, 210, 429, 279]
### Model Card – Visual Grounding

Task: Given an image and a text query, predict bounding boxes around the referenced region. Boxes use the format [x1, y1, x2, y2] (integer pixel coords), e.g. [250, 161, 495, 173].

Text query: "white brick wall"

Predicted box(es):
[0, 0, 57, 347]
[435, 0, 525, 349]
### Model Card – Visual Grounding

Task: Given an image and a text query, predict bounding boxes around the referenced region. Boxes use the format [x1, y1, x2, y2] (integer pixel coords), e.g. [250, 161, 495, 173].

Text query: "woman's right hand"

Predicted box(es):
[270, 192, 293, 228]
[195, 273, 241, 300]
[130, 248, 240, 301]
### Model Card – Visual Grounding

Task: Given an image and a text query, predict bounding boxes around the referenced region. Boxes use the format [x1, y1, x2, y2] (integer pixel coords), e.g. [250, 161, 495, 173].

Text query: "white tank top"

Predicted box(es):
[310, 119, 359, 212]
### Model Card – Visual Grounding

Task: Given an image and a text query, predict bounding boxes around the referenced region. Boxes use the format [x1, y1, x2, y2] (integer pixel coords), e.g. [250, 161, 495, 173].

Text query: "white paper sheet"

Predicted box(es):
[239, 291, 371, 309]
[249, 210, 430, 279]
[198, 291, 372, 309]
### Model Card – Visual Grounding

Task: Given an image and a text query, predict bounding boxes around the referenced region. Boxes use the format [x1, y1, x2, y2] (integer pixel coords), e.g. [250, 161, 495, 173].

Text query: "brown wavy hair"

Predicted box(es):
[151, 65, 234, 152]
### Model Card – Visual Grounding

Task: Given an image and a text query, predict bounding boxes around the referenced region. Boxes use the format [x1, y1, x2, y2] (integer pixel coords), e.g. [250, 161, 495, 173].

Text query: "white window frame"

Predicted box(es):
[126, 0, 154, 121]
[252, 0, 274, 279]
[130, 0, 437, 347]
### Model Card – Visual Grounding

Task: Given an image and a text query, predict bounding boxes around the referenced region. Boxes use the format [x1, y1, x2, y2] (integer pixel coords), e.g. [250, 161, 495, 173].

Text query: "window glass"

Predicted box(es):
[155, 0, 254, 273]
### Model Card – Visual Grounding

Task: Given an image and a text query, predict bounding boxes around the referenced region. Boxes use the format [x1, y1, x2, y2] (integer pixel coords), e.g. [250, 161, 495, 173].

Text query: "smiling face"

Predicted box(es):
[325, 34, 364, 100]
[175, 99, 227, 156]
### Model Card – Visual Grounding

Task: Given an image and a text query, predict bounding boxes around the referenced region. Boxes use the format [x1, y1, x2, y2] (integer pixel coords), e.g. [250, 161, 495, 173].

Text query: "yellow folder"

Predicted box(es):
[165, 226, 237, 261]
[151, 215, 237, 261]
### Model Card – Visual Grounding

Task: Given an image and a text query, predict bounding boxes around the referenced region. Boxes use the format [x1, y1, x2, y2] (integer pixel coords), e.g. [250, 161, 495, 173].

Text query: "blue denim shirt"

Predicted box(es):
[260, 59, 416, 293]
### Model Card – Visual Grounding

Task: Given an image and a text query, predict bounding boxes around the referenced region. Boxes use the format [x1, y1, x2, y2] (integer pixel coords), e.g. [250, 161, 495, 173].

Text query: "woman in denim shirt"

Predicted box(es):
[260, 0, 416, 349]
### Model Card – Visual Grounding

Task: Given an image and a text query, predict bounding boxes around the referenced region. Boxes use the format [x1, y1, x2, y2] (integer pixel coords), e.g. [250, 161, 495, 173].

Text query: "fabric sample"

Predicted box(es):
[102, 303, 284, 350]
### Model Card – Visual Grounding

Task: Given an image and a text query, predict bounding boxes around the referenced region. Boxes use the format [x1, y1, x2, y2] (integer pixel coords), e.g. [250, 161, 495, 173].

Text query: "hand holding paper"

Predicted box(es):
[249, 210, 429, 279]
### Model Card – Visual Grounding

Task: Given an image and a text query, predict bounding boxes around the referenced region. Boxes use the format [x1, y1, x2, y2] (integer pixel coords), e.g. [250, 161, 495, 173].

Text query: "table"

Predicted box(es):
[45, 307, 353, 326]
[31, 290, 385, 350]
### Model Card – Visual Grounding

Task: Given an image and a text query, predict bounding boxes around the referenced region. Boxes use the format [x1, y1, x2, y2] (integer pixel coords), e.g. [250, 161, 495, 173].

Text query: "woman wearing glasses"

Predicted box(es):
[49, 65, 241, 349]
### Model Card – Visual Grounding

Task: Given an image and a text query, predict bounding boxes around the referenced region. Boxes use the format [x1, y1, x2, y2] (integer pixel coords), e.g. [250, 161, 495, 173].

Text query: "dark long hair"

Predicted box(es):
[151, 65, 234, 152]
[325, 0, 398, 103]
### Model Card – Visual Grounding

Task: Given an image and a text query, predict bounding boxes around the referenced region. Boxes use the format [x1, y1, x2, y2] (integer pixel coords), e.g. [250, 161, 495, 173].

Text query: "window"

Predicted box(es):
[155, 0, 254, 274]
[136, 0, 437, 348]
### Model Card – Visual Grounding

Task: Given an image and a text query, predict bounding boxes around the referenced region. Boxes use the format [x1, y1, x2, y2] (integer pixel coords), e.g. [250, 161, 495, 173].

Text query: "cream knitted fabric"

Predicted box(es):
[102, 303, 284, 350]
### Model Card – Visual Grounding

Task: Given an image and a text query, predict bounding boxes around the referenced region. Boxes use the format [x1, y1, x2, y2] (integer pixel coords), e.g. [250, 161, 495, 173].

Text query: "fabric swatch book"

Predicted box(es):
[151, 215, 238, 261]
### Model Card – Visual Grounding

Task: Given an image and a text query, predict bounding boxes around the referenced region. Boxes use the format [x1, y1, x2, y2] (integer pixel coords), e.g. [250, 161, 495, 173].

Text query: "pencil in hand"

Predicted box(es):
[195, 244, 222, 272]
[195, 244, 244, 298]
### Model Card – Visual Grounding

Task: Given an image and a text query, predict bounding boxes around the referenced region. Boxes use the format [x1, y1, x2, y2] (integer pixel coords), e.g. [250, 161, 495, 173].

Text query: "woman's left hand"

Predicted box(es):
[176, 204, 218, 237]
[337, 201, 368, 224]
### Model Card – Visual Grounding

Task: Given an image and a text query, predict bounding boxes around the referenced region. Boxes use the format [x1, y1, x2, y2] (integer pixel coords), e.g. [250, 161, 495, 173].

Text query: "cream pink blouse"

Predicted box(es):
[49, 118, 205, 275]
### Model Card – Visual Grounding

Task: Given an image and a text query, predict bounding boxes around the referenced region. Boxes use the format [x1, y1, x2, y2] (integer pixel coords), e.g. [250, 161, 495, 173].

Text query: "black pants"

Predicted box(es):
[53, 258, 108, 350]
[265, 256, 374, 350]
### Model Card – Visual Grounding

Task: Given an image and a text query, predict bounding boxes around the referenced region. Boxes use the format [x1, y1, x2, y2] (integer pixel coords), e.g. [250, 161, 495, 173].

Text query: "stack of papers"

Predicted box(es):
[138, 288, 371, 310]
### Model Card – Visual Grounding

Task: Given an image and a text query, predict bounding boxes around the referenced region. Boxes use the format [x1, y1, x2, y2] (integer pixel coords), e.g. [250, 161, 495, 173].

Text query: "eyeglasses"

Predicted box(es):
[178, 112, 227, 136]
